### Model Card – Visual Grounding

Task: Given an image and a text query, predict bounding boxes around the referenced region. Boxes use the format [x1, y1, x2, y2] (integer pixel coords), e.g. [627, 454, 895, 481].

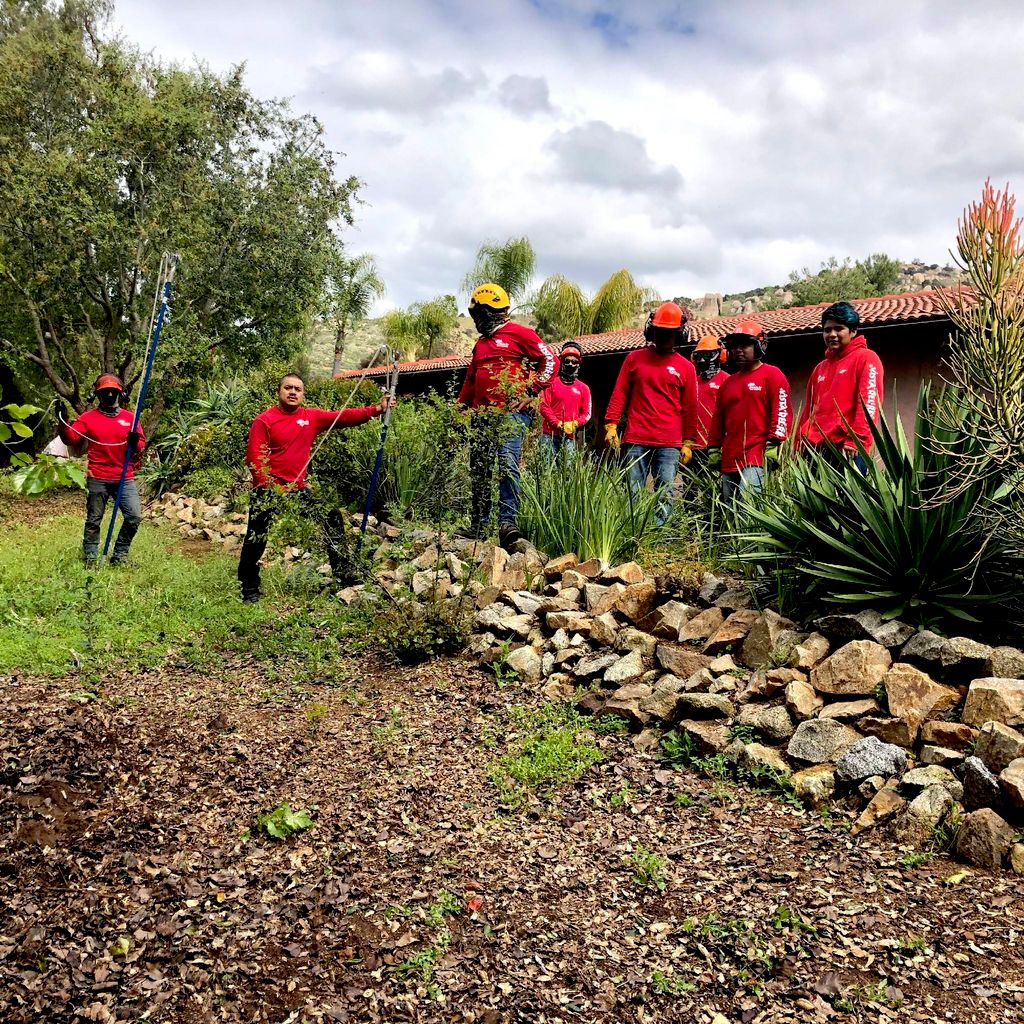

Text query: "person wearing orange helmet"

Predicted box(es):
[57, 373, 146, 564]
[691, 335, 730, 461]
[604, 301, 698, 526]
[707, 320, 791, 503]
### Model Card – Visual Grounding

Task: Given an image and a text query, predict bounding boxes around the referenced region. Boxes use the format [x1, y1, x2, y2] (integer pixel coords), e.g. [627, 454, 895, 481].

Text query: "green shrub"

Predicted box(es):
[734, 385, 1019, 628]
[518, 450, 659, 562]
[369, 593, 471, 665]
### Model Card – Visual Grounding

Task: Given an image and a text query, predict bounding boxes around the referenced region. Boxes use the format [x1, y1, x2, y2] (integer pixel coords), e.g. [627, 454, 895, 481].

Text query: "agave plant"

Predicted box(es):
[518, 450, 659, 564]
[734, 385, 1018, 627]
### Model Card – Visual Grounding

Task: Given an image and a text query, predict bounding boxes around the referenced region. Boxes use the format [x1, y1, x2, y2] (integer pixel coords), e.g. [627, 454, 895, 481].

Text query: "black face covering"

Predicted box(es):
[559, 357, 581, 383]
[693, 352, 720, 381]
[97, 388, 121, 415]
[470, 306, 509, 338]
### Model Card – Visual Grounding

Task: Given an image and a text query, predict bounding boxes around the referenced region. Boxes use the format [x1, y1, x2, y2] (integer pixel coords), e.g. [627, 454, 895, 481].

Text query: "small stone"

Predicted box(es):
[814, 609, 915, 648]
[953, 808, 1016, 870]
[787, 719, 861, 764]
[604, 560, 645, 585]
[811, 640, 892, 696]
[576, 692, 606, 716]
[703, 610, 760, 655]
[615, 628, 657, 660]
[677, 719, 732, 754]
[835, 736, 907, 783]
[962, 678, 1024, 727]
[506, 646, 543, 684]
[714, 588, 754, 611]
[543, 553, 578, 579]
[475, 585, 503, 610]
[698, 573, 727, 604]
[961, 756, 1005, 813]
[633, 728, 661, 754]
[508, 590, 542, 616]
[788, 632, 831, 671]
[673, 693, 735, 719]
[739, 609, 798, 669]
[858, 714, 915, 748]
[985, 646, 1024, 679]
[475, 607, 533, 639]
[737, 742, 790, 776]
[561, 569, 590, 590]
[1010, 843, 1024, 875]
[604, 649, 645, 685]
[999, 758, 1024, 810]
[541, 676, 574, 701]
[852, 787, 907, 834]
[791, 765, 836, 810]
[583, 582, 612, 612]
[589, 613, 619, 647]
[901, 765, 964, 802]
[786, 680, 824, 721]
[974, 721, 1024, 774]
[819, 698, 880, 721]
[549, 628, 571, 652]
[546, 611, 592, 633]
[737, 704, 795, 742]
[575, 557, 603, 578]
[574, 652, 619, 678]
[615, 582, 657, 624]
[709, 654, 739, 674]
[919, 745, 964, 768]
[679, 606, 725, 643]
[655, 645, 713, 680]
[858, 776, 886, 801]
[920, 720, 977, 752]
[884, 662, 960, 744]
[893, 785, 953, 847]
[646, 600, 695, 639]
[743, 667, 805, 703]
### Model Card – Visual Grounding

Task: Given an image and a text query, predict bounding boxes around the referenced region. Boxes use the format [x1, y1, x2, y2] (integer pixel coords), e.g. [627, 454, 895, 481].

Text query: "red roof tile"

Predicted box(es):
[335, 287, 959, 379]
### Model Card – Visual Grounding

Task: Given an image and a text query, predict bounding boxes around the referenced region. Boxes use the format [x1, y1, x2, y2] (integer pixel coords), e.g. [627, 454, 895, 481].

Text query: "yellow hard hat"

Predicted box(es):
[469, 283, 510, 310]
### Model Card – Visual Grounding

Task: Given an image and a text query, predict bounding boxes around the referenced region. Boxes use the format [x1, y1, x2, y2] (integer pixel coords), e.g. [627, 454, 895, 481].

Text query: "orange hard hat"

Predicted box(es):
[694, 335, 722, 352]
[723, 319, 766, 344]
[94, 373, 126, 392]
[650, 301, 687, 329]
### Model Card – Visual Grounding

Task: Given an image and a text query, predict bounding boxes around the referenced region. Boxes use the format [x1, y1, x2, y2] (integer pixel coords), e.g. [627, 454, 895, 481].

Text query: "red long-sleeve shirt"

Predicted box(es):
[708, 363, 791, 473]
[796, 335, 884, 452]
[246, 405, 378, 490]
[693, 370, 730, 449]
[457, 322, 557, 409]
[604, 347, 698, 448]
[59, 408, 146, 482]
[540, 377, 592, 435]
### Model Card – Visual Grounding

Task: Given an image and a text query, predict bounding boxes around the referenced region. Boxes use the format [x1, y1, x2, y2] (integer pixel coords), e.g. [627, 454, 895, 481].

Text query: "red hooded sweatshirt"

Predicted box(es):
[60, 408, 146, 482]
[457, 322, 558, 409]
[246, 405, 378, 490]
[693, 370, 730, 449]
[796, 335, 884, 452]
[707, 363, 791, 473]
[604, 347, 698, 448]
[540, 376, 592, 435]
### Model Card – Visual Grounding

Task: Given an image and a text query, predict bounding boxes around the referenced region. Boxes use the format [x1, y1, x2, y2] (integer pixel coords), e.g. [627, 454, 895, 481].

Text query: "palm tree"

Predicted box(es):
[588, 269, 657, 334]
[381, 296, 460, 361]
[462, 236, 536, 304]
[531, 268, 656, 342]
[328, 253, 386, 375]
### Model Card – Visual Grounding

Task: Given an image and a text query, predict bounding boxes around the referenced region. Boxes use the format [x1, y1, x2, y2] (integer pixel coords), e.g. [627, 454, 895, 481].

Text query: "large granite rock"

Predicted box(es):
[999, 758, 1024, 811]
[703, 610, 760, 655]
[884, 662, 960, 745]
[811, 641, 892, 696]
[901, 631, 992, 682]
[900, 765, 964, 802]
[974, 721, 1024, 774]
[677, 719, 732, 755]
[737, 742, 790, 776]
[787, 719, 860, 764]
[814, 609, 915, 648]
[674, 693, 735, 719]
[737, 703, 795, 742]
[953, 808, 1016, 870]
[835, 736, 907, 783]
[738, 609, 798, 669]
[506, 645, 543, 684]
[892, 785, 953, 847]
[656, 645, 713, 680]
[961, 756, 1005, 813]
[786, 680, 824, 721]
[604, 649, 645, 685]
[985, 646, 1024, 679]
[962, 678, 1024, 728]
[788, 632, 831, 671]
[920, 720, 977, 752]
[615, 582, 657, 623]
[680, 607, 725, 643]
[646, 600, 695, 639]
[791, 765, 836, 809]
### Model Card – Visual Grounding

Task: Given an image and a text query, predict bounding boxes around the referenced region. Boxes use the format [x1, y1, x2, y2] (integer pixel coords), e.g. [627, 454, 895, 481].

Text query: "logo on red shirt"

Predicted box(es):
[667, 366, 680, 378]
[297, 419, 310, 427]
[746, 382, 763, 392]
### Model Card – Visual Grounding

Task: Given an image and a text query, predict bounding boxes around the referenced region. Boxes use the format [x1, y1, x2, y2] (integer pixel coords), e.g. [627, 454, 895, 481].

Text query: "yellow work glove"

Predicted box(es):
[764, 442, 782, 466]
[604, 423, 620, 449]
[680, 440, 694, 466]
[707, 448, 722, 470]
[562, 420, 577, 435]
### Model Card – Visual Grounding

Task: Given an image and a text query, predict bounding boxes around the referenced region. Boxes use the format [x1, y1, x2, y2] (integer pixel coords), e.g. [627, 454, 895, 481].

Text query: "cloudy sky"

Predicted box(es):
[115, 0, 1024, 312]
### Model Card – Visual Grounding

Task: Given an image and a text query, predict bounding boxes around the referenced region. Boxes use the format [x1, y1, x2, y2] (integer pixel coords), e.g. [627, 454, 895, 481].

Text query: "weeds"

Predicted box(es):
[900, 851, 935, 868]
[255, 803, 314, 840]
[424, 891, 461, 927]
[649, 969, 695, 995]
[304, 701, 328, 740]
[629, 846, 668, 893]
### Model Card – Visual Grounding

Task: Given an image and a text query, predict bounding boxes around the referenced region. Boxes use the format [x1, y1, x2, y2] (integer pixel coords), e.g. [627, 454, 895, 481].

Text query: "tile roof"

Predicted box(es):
[335, 287, 959, 379]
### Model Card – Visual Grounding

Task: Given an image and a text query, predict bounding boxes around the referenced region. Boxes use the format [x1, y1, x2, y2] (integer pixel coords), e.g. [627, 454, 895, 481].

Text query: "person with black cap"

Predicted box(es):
[57, 374, 146, 565]
[539, 340, 591, 457]
[796, 301, 884, 471]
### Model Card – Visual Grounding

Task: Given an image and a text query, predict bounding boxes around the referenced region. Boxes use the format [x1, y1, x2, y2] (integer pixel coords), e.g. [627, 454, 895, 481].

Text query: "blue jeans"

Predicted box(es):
[539, 433, 576, 460]
[623, 444, 680, 527]
[469, 410, 532, 528]
[721, 466, 765, 503]
[84, 478, 142, 561]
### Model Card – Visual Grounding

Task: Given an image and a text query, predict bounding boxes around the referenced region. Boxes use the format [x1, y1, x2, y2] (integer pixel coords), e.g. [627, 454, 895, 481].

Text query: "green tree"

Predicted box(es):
[787, 254, 901, 306]
[462, 236, 536, 303]
[0, 0, 360, 425]
[381, 296, 459, 360]
[327, 252, 386, 375]
[531, 268, 655, 342]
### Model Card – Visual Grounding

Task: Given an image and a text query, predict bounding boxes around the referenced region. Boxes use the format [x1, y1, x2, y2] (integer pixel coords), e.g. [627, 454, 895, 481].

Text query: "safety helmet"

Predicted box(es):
[469, 283, 510, 311]
[643, 301, 689, 348]
[692, 335, 726, 379]
[560, 341, 583, 360]
[723, 319, 767, 359]
[94, 372, 126, 394]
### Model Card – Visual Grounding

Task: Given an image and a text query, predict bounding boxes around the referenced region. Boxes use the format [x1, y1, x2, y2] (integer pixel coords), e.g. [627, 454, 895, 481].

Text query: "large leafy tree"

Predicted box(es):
[326, 252, 386, 375]
[462, 236, 536, 304]
[0, 0, 360, 423]
[786, 254, 901, 307]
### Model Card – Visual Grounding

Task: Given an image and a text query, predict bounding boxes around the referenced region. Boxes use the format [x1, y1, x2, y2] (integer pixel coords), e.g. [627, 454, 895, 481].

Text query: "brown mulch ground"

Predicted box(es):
[2, 650, 1023, 1023]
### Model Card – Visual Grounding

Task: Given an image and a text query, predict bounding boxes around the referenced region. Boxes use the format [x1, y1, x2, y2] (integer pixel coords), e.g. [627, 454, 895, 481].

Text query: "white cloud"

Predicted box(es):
[112, 0, 1024, 312]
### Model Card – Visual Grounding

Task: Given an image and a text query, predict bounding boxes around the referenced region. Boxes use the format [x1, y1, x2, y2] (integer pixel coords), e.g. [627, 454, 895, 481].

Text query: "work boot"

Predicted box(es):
[241, 590, 260, 604]
[455, 523, 486, 541]
[498, 523, 525, 551]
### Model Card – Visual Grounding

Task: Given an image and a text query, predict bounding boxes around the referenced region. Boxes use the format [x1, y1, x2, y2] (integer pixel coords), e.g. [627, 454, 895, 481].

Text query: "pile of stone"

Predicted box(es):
[470, 555, 1024, 874]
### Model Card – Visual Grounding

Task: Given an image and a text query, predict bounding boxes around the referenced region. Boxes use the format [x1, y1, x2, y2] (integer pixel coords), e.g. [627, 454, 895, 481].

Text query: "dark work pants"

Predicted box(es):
[237, 487, 350, 597]
[467, 410, 531, 530]
[84, 478, 142, 561]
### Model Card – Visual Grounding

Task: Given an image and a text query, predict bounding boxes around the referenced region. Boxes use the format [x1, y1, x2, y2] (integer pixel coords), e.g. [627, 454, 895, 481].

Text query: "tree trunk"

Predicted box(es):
[331, 325, 346, 376]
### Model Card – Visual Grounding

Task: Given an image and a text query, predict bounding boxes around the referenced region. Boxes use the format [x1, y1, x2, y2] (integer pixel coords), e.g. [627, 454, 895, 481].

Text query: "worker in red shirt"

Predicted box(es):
[539, 341, 591, 457]
[604, 301, 697, 527]
[457, 282, 557, 547]
[691, 335, 729, 463]
[58, 373, 146, 565]
[707, 321, 791, 503]
[238, 372, 390, 602]
[796, 301, 884, 473]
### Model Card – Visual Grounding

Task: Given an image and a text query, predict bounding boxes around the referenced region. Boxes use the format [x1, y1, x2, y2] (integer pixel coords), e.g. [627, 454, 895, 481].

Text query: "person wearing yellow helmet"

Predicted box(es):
[457, 282, 558, 548]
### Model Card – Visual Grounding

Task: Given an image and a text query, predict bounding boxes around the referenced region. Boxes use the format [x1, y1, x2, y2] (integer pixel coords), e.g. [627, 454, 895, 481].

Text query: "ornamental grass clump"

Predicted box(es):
[518, 450, 659, 563]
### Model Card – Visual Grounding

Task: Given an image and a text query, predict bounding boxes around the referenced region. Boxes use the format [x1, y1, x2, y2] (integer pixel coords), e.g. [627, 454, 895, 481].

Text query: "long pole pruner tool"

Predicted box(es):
[356, 350, 398, 553]
[100, 253, 178, 565]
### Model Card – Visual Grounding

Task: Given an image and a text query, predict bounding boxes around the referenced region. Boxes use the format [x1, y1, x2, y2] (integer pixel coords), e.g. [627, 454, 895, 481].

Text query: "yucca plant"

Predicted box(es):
[733, 385, 1017, 627]
[518, 450, 659, 563]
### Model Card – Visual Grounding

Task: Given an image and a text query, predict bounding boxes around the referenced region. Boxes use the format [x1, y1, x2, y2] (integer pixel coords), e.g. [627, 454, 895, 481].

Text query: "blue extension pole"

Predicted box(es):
[356, 354, 398, 553]
[100, 256, 177, 565]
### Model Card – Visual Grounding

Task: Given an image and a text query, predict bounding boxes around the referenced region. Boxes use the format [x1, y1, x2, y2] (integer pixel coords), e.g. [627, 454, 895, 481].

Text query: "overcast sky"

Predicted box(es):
[115, 0, 1024, 312]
